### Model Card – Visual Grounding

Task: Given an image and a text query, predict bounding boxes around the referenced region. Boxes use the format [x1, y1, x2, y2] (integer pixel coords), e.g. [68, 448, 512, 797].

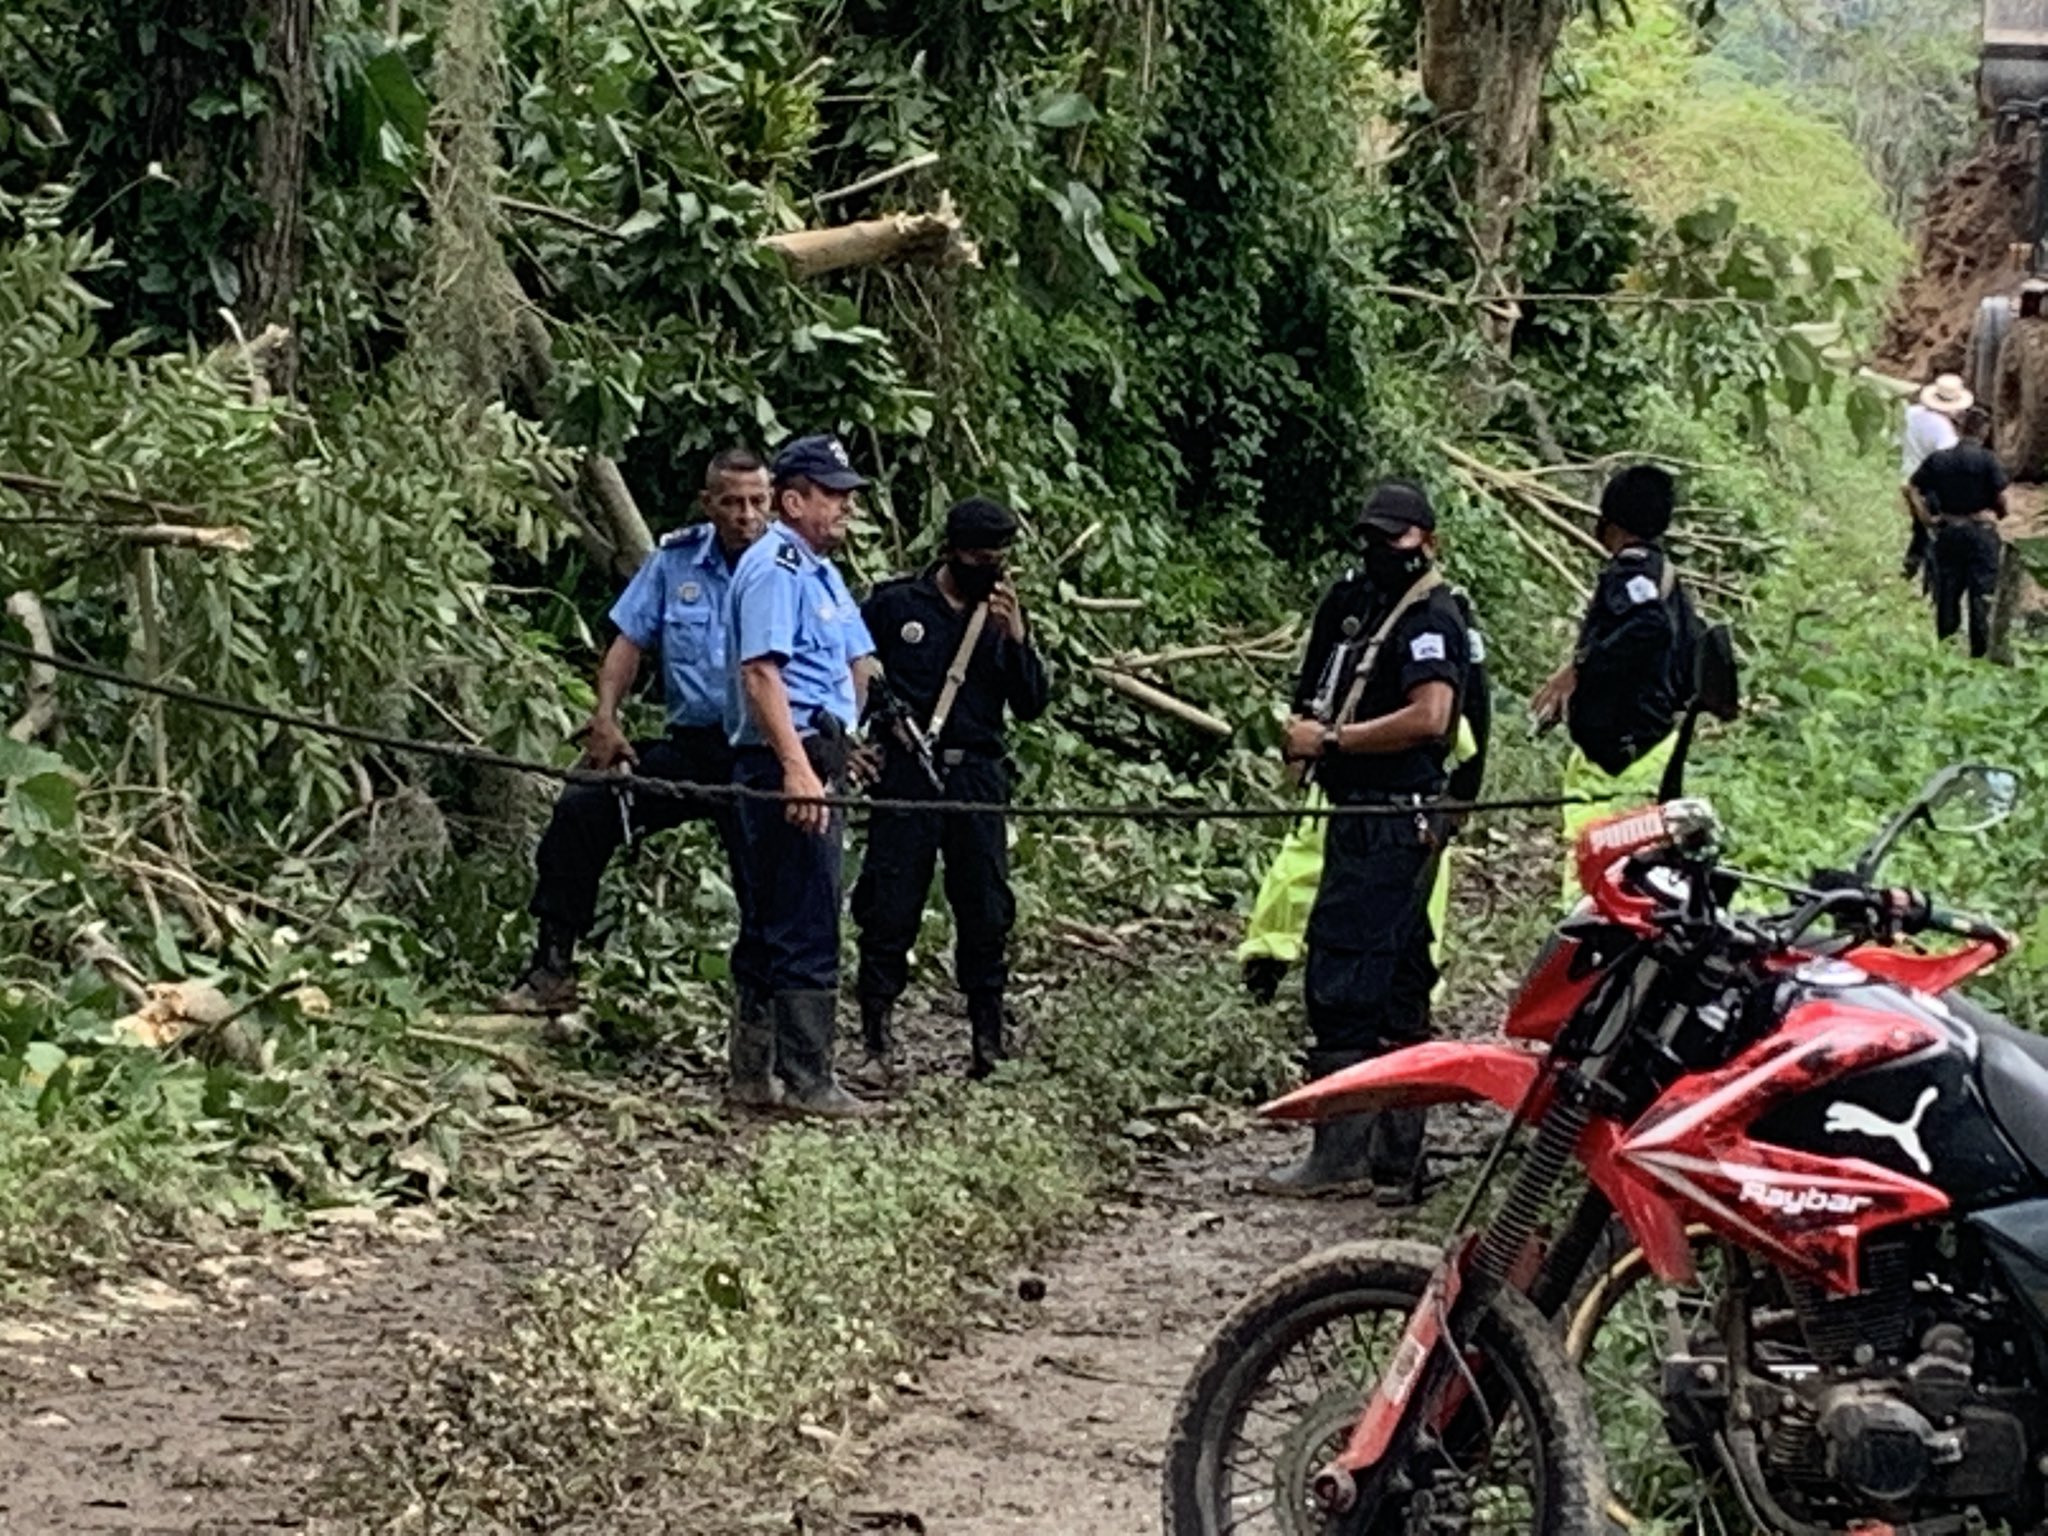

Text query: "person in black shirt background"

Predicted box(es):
[1910, 406, 2009, 660]
[851, 498, 1051, 1084]
[1531, 464, 1700, 900]
[1264, 481, 1471, 1204]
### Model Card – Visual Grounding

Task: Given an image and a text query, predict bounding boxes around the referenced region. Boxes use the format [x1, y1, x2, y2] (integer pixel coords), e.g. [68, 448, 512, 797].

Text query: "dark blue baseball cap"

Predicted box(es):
[1355, 480, 1436, 537]
[771, 434, 868, 492]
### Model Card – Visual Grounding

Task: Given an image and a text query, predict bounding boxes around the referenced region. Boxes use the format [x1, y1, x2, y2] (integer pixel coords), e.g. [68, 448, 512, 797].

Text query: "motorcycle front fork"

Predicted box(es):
[1318, 1073, 1607, 1521]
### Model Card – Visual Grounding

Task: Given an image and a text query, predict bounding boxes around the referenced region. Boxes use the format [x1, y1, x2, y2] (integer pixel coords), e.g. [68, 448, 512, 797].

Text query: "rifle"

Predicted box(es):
[865, 666, 946, 793]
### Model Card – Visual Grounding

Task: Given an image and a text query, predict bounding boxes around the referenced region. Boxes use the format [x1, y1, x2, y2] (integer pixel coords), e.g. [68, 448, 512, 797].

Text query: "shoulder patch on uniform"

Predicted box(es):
[775, 541, 803, 573]
[1624, 575, 1659, 606]
[1468, 629, 1487, 664]
[1410, 632, 1447, 663]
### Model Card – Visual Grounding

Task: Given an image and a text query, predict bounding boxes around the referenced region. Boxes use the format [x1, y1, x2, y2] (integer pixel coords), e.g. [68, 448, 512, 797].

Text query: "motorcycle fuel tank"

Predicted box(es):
[1751, 966, 2036, 1215]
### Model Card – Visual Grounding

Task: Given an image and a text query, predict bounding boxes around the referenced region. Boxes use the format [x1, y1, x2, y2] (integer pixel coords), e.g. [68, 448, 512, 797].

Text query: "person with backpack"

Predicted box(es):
[1530, 464, 1701, 902]
[1259, 481, 1476, 1206]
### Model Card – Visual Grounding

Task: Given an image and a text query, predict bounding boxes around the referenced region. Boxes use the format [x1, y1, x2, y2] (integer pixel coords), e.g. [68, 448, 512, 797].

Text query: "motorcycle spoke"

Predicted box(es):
[1210, 1301, 1545, 1535]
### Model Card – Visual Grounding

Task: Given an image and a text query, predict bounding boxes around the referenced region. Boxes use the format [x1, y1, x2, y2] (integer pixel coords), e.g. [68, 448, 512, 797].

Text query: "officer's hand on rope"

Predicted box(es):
[989, 578, 1026, 642]
[783, 760, 832, 835]
[578, 716, 638, 772]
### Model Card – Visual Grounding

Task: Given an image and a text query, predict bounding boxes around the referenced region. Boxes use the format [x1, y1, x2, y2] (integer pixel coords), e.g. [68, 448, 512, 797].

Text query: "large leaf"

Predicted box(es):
[1033, 92, 1098, 130]
[1060, 180, 1121, 279]
[0, 740, 64, 782]
[11, 772, 76, 833]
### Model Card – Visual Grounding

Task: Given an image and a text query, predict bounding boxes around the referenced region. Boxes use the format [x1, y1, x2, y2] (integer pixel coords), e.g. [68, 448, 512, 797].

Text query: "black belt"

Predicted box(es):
[1329, 788, 1442, 808]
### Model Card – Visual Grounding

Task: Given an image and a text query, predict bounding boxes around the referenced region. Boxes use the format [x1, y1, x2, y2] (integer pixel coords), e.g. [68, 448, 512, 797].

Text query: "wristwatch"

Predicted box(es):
[1321, 725, 1342, 758]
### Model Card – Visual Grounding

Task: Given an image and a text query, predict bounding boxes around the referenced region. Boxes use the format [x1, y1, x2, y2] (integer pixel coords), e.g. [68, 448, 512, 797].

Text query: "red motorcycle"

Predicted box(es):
[1165, 762, 2036, 1536]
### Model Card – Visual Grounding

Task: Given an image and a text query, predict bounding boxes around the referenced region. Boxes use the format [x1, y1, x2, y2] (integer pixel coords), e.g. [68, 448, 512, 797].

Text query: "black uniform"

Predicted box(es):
[1568, 543, 1699, 777]
[530, 727, 756, 968]
[852, 573, 1051, 1011]
[1912, 442, 2008, 659]
[1295, 573, 1472, 1057]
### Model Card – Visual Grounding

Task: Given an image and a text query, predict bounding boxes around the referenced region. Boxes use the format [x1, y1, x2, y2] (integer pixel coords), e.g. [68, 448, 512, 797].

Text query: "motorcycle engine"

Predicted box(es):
[1753, 1322, 2029, 1509]
[1661, 1238, 2041, 1526]
[1753, 1286, 2039, 1531]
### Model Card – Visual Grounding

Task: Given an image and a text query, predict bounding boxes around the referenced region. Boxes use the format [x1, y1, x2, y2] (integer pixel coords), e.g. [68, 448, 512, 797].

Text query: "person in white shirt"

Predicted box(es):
[1902, 374, 1970, 585]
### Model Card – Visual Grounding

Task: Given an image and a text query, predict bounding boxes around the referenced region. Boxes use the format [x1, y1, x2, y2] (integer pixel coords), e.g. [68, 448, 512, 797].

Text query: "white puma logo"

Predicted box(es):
[1824, 1087, 1939, 1176]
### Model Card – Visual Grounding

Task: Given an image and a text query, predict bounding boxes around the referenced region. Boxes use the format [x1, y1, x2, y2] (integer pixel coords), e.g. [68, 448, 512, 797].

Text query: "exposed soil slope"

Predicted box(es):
[1881, 138, 2032, 380]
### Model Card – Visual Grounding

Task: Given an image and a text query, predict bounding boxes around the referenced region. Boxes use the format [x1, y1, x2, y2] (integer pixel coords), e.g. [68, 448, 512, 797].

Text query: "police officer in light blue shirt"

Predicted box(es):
[727, 434, 879, 1119]
[502, 450, 772, 1068]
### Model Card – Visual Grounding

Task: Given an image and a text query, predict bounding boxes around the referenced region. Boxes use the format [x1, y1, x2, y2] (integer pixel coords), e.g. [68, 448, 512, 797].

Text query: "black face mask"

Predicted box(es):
[948, 558, 1002, 604]
[1361, 540, 1431, 594]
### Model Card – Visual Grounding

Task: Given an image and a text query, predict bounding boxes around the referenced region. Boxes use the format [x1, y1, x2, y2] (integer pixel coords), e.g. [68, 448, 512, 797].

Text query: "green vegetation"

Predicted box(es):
[2, 0, 2041, 1520]
[348, 958, 1295, 1528]
[1567, 0, 1912, 290]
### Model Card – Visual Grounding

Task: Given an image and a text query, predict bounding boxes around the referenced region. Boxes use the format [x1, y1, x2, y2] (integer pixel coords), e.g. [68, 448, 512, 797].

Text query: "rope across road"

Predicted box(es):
[0, 639, 1608, 823]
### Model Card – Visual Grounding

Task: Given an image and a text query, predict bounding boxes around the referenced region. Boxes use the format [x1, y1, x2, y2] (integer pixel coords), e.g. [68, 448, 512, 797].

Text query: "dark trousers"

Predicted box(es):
[1934, 520, 2002, 660]
[852, 755, 1015, 1005]
[1303, 809, 1444, 1056]
[735, 747, 845, 993]
[529, 726, 764, 990]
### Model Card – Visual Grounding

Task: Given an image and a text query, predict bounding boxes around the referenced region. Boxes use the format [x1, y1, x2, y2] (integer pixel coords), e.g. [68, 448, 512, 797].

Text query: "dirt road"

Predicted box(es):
[840, 1108, 1493, 1536]
[0, 1110, 1487, 1535]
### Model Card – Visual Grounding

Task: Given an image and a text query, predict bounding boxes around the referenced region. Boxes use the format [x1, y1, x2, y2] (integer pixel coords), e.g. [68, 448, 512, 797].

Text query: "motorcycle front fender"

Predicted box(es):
[1260, 1041, 1552, 1123]
[1262, 1042, 1698, 1286]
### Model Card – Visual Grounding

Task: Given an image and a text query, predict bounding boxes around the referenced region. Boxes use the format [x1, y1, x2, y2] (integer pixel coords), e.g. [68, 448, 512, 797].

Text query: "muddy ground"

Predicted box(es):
[0, 1027, 1497, 1536]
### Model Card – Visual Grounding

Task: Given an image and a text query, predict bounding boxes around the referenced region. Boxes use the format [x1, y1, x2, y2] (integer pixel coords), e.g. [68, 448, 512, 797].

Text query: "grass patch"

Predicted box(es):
[341, 954, 1294, 1530]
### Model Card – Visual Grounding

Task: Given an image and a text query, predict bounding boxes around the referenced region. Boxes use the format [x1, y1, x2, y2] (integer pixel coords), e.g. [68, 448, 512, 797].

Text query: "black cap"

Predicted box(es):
[1599, 464, 1675, 541]
[945, 496, 1019, 551]
[771, 434, 868, 492]
[1354, 480, 1436, 538]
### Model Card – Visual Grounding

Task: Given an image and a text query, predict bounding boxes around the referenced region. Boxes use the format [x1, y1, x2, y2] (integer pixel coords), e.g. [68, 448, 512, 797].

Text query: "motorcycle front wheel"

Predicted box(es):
[1162, 1239, 1610, 1536]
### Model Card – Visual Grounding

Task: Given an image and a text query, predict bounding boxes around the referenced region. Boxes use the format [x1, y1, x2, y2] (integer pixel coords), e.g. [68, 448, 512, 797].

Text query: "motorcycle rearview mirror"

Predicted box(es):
[1852, 764, 2021, 882]
[1926, 763, 2021, 836]
[1655, 624, 1739, 803]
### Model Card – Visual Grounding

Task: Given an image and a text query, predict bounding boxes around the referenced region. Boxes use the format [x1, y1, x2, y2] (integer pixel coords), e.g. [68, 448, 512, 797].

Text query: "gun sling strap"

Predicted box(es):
[1333, 569, 1446, 727]
[923, 601, 990, 745]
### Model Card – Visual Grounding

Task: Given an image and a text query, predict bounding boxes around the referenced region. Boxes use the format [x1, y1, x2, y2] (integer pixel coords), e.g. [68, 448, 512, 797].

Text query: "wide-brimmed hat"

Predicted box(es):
[1920, 374, 1975, 416]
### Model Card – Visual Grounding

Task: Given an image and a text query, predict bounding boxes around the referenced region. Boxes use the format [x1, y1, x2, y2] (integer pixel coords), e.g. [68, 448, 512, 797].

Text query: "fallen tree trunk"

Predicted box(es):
[761, 195, 981, 280]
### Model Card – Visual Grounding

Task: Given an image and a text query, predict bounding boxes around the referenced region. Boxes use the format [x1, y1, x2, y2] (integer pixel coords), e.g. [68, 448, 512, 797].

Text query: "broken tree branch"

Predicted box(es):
[761, 194, 981, 279]
[1069, 595, 1146, 613]
[6, 591, 57, 742]
[815, 151, 942, 207]
[498, 195, 626, 242]
[0, 518, 253, 551]
[0, 469, 204, 523]
[1091, 667, 1232, 737]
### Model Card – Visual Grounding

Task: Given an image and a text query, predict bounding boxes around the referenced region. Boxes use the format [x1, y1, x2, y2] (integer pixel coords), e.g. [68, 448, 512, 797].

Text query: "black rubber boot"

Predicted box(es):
[851, 995, 897, 1090]
[967, 991, 1008, 1080]
[773, 992, 878, 1121]
[725, 984, 779, 1110]
[1369, 1105, 1431, 1208]
[496, 920, 580, 1016]
[1255, 1050, 1374, 1199]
